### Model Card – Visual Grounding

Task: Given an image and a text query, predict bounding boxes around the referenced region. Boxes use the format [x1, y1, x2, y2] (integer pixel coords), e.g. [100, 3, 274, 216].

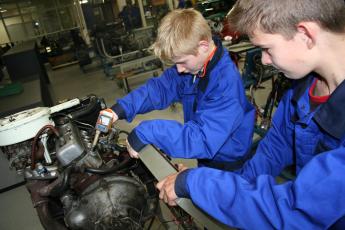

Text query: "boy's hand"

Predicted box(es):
[99, 108, 118, 124]
[126, 139, 140, 158]
[175, 163, 188, 172]
[156, 164, 188, 206]
[156, 172, 179, 206]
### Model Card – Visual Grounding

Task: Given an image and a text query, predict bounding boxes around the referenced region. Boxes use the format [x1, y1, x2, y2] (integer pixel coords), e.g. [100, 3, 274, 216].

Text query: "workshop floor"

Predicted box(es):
[0, 60, 271, 230]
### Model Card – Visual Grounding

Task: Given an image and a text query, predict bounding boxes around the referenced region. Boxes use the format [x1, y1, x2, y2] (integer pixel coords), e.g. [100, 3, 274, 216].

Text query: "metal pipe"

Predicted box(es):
[26, 180, 68, 230]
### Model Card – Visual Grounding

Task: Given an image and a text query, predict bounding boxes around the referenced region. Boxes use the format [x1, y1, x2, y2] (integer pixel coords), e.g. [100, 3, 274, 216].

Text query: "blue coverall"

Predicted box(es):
[175, 75, 345, 229]
[112, 38, 255, 168]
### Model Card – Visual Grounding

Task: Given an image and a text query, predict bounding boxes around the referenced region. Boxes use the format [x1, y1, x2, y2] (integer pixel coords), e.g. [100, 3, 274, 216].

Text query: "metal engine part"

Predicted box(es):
[1, 139, 32, 172]
[55, 121, 102, 168]
[0, 107, 54, 146]
[32, 120, 156, 229]
[0, 95, 158, 230]
[64, 176, 151, 230]
[55, 121, 85, 166]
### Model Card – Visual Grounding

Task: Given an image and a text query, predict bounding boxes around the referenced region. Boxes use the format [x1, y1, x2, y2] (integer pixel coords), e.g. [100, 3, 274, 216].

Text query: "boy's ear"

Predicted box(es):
[198, 40, 210, 53]
[296, 22, 318, 49]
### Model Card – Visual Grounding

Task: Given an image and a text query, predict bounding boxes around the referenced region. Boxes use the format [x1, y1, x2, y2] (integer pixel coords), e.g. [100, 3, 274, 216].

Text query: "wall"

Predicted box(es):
[117, 0, 127, 11]
[0, 20, 10, 44]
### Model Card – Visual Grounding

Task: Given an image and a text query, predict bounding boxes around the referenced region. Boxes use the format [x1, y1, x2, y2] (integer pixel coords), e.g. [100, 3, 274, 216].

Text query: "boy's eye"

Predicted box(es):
[175, 61, 185, 65]
[261, 48, 271, 55]
[263, 48, 270, 52]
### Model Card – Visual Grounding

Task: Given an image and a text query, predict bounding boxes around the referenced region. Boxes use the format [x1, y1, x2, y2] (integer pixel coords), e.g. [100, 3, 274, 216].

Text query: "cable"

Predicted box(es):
[72, 120, 94, 129]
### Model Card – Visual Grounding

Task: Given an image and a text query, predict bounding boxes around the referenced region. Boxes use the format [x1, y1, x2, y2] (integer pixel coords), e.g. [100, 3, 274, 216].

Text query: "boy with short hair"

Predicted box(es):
[157, 0, 345, 228]
[106, 9, 255, 169]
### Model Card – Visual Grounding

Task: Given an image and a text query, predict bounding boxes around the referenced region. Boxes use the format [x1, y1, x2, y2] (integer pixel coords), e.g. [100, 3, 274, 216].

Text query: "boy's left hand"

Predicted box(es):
[156, 164, 188, 206]
[156, 173, 179, 206]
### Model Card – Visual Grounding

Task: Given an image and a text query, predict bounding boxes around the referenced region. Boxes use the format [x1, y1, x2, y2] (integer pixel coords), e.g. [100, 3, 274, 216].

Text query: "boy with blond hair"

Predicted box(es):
[157, 0, 345, 229]
[105, 9, 255, 169]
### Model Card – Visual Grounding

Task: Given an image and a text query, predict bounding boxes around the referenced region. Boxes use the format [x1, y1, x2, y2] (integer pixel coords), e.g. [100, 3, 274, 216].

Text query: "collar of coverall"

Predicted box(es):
[198, 45, 217, 78]
[292, 74, 345, 139]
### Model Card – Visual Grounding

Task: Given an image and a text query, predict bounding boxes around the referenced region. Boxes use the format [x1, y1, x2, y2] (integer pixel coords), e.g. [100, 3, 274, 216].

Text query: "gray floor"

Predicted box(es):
[0, 60, 271, 230]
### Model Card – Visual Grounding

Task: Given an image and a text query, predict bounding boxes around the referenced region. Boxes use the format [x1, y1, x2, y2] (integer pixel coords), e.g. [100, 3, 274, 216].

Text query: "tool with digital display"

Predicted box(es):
[91, 109, 115, 150]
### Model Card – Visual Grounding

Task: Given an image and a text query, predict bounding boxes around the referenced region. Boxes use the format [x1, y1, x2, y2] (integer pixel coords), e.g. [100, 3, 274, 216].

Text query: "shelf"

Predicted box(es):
[117, 68, 162, 94]
[111, 54, 157, 70]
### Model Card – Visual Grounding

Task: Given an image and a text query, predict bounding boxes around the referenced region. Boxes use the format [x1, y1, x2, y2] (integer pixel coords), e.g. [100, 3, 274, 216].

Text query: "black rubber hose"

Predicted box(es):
[69, 95, 98, 120]
[84, 156, 132, 175]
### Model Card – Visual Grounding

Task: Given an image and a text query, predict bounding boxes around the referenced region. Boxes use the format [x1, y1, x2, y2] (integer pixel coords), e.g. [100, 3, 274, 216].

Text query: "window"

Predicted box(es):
[0, 0, 77, 43]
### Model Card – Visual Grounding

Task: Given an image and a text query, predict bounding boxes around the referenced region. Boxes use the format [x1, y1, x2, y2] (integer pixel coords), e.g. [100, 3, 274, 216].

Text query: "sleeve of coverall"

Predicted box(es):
[181, 147, 345, 229]
[115, 67, 182, 122]
[236, 90, 296, 182]
[133, 68, 248, 159]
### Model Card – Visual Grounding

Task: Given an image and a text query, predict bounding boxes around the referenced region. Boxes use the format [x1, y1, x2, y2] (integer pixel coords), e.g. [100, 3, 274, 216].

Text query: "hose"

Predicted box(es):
[84, 156, 132, 175]
[31, 125, 59, 170]
[69, 95, 99, 120]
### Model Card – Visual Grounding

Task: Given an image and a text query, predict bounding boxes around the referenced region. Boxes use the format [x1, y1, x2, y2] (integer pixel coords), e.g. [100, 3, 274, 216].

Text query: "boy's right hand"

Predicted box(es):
[126, 139, 140, 159]
[99, 108, 119, 124]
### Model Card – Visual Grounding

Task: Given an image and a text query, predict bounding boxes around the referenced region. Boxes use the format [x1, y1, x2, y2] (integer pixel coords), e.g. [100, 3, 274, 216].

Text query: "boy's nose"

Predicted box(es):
[261, 51, 272, 66]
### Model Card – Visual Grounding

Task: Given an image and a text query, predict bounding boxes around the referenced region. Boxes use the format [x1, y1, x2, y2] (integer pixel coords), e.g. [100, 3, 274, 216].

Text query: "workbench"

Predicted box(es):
[113, 54, 163, 93]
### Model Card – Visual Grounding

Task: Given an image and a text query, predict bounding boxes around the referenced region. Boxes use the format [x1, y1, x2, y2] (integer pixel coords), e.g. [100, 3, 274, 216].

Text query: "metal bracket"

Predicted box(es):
[139, 145, 231, 230]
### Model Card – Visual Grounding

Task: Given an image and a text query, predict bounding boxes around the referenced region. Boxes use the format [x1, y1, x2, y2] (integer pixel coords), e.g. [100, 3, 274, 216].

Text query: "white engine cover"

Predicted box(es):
[0, 107, 54, 146]
[0, 98, 80, 146]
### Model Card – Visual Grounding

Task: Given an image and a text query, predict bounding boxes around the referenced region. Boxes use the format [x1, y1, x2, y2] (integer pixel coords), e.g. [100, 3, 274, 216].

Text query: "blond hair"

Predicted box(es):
[227, 0, 345, 39]
[151, 9, 211, 62]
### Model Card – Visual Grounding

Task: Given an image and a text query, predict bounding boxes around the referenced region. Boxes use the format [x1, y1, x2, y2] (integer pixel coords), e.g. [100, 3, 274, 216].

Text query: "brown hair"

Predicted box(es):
[151, 9, 212, 62]
[227, 0, 345, 38]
